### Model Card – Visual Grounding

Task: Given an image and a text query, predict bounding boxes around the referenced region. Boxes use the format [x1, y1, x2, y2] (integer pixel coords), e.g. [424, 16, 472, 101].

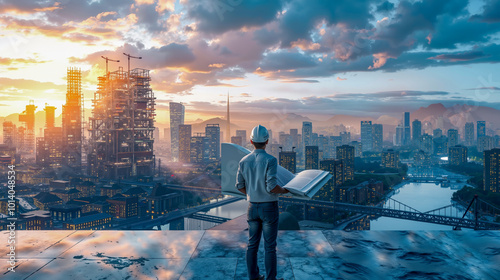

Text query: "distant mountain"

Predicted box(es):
[410, 103, 500, 131]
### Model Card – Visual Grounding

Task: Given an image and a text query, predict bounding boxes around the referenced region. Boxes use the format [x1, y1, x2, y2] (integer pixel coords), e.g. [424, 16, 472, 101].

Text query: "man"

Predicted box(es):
[236, 125, 289, 280]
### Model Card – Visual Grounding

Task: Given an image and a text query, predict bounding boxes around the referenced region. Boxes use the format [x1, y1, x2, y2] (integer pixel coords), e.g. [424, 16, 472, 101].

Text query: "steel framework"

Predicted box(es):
[87, 67, 155, 179]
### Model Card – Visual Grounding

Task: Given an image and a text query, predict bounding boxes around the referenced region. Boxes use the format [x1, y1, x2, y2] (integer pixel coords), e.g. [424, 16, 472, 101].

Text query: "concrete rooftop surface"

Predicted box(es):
[1, 230, 499, 279]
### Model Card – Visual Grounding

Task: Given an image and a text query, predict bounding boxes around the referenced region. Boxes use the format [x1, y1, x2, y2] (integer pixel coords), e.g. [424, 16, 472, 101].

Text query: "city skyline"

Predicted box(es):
[0, 0, 500, 121]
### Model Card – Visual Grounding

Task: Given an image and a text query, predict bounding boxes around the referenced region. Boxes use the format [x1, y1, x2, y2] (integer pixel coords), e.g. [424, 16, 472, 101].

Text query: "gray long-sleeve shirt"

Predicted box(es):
[235, 149, 279, 202]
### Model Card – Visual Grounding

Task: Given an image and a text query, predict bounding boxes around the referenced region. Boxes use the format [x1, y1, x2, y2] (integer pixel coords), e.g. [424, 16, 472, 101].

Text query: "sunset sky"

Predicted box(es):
[1, 0, 500, 122]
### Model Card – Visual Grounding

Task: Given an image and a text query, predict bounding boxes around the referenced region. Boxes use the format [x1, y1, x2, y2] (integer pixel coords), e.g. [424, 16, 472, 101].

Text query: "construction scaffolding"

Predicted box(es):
[62, 68, 82, 171]
[87, 67, 155, 179]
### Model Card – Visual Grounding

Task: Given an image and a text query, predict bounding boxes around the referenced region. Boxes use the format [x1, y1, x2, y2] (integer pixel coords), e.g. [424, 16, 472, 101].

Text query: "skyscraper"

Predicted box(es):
[236, 130, 247, 146]
[62, 68, 82, 171]
[372, 124, 383, 152]
[412, 119, 422, 145]
[305, 146, 319, 169]
[190, 133, 209, 163]
[484, 148, 500, 193]
[449, 145, 467, 166]
[279, 150, 296, 174]
[169, 102, 185, 162]
[395, 125, 404, 146]
[477, 121, 486, 140]
[178, 124, 191, 163]
[205, 124, 220, 161]
[360, 121, 372, 152]
[301, 121, 313, 164]
[447, 129, 459, 148]
[290, 129, 299, 149]
[231, 136, 243, 146]
[320, 159, 344, 187]
[403, 112, 411, 146]
[465, 122, 474, 146]
[336, 145, 354, 181]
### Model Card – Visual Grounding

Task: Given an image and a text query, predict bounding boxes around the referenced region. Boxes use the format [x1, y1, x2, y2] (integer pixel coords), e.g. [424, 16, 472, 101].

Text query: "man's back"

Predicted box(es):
[236, 149, 279, 203]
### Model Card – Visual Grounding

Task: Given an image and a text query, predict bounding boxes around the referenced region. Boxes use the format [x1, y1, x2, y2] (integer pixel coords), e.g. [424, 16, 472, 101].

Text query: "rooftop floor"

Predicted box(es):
[1, 230, 499, 279]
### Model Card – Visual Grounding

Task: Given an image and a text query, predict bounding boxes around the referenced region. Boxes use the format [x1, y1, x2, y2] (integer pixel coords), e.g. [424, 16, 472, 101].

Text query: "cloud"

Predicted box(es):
[336, 77, 347, 81]
[186, 0, 282, 34]
[428, 51, 489, 62]
[467, 87, 500, 91]
[0, 57, 50, 66]
[470, 0, 500, 23]
[240, 93, 251, 97]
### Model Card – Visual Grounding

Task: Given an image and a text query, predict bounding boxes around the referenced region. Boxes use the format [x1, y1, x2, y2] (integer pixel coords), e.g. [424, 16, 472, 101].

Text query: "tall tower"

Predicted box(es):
[465, 122, 474, 146]
[44, 104, 56, 129]
[403, 112, 411, 146]
[18, 100, 37, 154]
[360, 120, 373, 152]
[226, 93, 231, 143]
[169, 102, 185, 162]
[63, 68, 82, 171]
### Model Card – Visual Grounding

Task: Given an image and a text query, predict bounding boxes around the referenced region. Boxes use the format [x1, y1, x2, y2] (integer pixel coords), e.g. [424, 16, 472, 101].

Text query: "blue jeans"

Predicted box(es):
[246, 201, 279, 280]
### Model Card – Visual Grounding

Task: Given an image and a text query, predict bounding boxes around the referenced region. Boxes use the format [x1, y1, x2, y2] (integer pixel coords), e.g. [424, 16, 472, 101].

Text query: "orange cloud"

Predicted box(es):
[0, 57, 50, 66]
[336, 77, 347, 81]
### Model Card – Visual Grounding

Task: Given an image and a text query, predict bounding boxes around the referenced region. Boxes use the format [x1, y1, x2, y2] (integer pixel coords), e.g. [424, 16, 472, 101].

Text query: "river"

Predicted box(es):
[368, 182, 468, 230]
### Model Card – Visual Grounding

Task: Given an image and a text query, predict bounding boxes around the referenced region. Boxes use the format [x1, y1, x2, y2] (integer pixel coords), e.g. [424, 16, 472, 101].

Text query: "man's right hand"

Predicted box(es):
[270, 185, 289, 194]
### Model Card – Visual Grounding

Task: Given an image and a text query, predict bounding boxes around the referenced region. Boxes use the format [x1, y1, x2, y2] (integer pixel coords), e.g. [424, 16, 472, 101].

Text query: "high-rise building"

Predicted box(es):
[290, 129, 299, 149]
[301, 121, 312, 150]
[36, 105, 63, 167]
[484, 148, 500, 192]
[305, 146, 319, 169]
[62, 68, 82, 171]
[340, 131, 351, 145]
[420, 134, 433, 154]
[478, 136, 494, 152]
[372, 124, 383, 152]
[350, 141, 362, 158]
[477, 121, 486, 140]
[169, 102, 185, 162]
[336, 145, 354, 181]
[412, 119, 422, 145]
[319, 159, 345, 188]
[231, 136, 243, 146]
[2, 121, 17, 148]
[279, 150, 296, 174]
[403, 112, 411, 146]
[18, 100, 36, 154]
[190, 133, 209, 163]
[236, 130, 247, 146]
[178, 124, 191, 163]
[447, 129, 459, 148]
[360, 121, 373, 152]
[433, 128, 443, 138]
[279, 133, 292, 151]
[301, 121, 313, 164]
[205, 124, 220, 161]
[395, 125, 404, 146]
[381, 149, 400, 169]
[449, 145, 467, 166]
[465, 122, 474, 146]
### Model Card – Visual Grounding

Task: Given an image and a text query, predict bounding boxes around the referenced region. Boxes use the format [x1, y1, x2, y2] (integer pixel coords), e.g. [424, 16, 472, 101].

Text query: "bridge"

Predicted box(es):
[118, 196, 241, 230]
[280, 195, 500, 230]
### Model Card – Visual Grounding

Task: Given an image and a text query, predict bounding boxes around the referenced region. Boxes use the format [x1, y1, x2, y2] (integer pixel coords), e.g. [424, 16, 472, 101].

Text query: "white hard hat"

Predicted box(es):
[250, 125, 269, 143]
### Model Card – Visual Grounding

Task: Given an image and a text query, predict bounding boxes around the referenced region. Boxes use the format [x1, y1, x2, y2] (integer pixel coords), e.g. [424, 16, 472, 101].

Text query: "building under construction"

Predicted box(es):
[87, 67, 155, 179]
[62, 68, 83, 171]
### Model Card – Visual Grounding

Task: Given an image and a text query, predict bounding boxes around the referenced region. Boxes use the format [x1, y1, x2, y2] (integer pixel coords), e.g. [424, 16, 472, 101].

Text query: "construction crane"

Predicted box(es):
[100, 56, 120, 78]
